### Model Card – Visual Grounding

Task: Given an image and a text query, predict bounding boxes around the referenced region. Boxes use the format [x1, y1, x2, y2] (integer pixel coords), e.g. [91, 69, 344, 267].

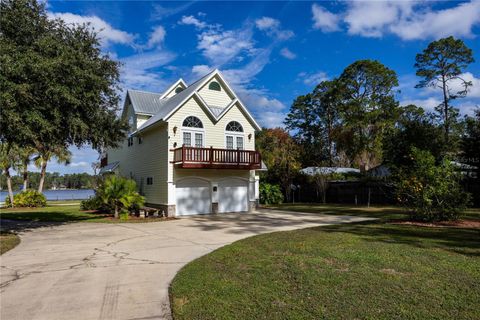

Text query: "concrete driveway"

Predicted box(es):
[1, 209, 373, 320]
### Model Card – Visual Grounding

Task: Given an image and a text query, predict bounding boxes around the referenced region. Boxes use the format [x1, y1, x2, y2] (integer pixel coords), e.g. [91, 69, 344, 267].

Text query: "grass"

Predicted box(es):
[170, 205, 480, 320]
[0, 203, 170, 223]
[0, 232, 20, 254]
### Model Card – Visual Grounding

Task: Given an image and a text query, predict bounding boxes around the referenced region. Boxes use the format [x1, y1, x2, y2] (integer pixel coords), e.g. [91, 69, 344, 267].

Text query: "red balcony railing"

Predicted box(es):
[171, 146, 261, 169]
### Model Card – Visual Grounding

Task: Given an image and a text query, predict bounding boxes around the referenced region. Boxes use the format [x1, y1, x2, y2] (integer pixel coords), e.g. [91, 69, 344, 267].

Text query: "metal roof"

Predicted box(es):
[135, 70, 217, 132]
[301, 167, 360, 175]
[99, 161, 120, 174]
[127, 90, 170, 115]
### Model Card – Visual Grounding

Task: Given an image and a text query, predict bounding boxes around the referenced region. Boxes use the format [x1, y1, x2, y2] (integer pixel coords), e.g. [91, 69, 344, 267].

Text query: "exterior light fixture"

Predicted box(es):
[248, 133, 252, 141]
[173, 126, 178, 135]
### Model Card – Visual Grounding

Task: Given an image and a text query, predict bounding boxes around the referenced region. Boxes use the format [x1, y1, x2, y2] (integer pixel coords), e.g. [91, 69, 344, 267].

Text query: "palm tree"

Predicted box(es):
[34, 146, 71, 193]
[0, 143, 20, 207]
[100, 175, 144, 218]
[18, 146, 35, 191]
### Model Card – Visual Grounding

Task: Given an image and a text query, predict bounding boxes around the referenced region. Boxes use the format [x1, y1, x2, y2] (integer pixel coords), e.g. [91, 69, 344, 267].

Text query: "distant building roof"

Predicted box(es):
[300, 167, 360, 175]
[367, 165, 391, 178]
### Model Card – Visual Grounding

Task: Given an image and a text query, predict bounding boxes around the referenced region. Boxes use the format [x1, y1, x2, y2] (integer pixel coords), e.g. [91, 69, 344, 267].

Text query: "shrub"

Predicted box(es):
[80, 196, 103, 211]
[98, 175, 145, 218]
[5, 189, 46, 207]
[260, 183, 284, 205]
[395, 147, 471, 221]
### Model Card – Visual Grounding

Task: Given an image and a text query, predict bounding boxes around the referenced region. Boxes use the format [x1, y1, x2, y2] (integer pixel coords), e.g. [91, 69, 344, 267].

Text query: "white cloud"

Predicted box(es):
[280, 47, 296, 60]
[256, 111, 286, 128]
[191, 65, 212, 78]
[298, 71, 329, 86]
[342, 1, 480, 40]
[48, 12, 135, 47]
[69, 161, 89, 168]
[151, 2, 194, 21]
[255, 17, 280, 30]
[179, 15, 207, 29]
[255, 16, 294, 40]
[197, 27, 255, 66]
[400, 97, 442, 111]
[461, 72, 480, 98]
[391, 1, 480, 40]
[145, 26, 166, 49]
[121, 51, 176, 92]
[311, 4, 341, 32]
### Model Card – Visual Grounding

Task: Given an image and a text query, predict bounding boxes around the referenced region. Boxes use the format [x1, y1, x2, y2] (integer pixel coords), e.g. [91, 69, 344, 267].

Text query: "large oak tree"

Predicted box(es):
[0, 0, 128, 192]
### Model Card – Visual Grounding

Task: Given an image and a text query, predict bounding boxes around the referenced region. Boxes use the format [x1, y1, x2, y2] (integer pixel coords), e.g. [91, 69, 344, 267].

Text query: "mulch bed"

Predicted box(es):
[392, 219, 480, 229]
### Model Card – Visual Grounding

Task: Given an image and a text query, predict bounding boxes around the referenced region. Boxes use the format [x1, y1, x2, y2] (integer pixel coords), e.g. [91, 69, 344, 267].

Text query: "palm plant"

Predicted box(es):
[34, 146, 71, 193]
[18, 146, 36, 190]
[0, 143, 20, 207]
[99, 175, 145, 218]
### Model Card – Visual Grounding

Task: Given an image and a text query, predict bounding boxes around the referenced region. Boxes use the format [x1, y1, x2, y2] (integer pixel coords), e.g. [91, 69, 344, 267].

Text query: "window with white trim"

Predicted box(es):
[182, 116, 204, 147]
[225, 121, 244, 150]
[183, 132, 192, 146]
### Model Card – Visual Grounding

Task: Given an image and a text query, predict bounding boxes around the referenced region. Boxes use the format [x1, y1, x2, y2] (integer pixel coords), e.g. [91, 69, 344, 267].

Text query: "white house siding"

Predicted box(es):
[107, 123, 169, 205]
[136, 114, 151, 129]
[197, 76, 234, 108]
[166, 96, 256, 184]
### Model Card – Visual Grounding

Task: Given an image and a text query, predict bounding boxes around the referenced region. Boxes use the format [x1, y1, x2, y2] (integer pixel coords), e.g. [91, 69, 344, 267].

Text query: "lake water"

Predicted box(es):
[0, 189, 95, 201]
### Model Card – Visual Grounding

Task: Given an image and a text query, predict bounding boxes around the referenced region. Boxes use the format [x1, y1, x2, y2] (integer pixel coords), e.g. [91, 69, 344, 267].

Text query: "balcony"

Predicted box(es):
[171, 146, 261, 169]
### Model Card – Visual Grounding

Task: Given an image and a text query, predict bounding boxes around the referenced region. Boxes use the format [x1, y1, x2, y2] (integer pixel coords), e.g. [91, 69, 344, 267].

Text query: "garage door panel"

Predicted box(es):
[176, 178, 211, 215]
[218, 179, 248, 213]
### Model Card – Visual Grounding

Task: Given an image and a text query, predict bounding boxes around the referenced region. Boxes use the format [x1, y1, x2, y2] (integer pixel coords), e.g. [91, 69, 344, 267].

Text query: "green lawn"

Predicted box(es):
[0, 232, 20, 254]
[170, 205, 480, 320]
[0, 203, 169, 223]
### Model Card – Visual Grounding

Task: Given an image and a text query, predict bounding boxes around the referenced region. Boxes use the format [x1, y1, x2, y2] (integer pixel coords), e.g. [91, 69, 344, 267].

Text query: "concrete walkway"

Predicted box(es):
[0, 209, 374, 320]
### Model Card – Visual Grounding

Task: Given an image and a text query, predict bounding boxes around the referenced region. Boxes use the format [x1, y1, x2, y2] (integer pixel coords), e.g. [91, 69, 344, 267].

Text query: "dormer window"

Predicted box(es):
[175, 87, 184, 94]
[208, 81, 221, 91]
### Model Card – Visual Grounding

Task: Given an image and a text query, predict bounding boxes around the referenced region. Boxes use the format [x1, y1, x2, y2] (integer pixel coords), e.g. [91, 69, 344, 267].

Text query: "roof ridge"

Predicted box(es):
[128, 89, 162, 95]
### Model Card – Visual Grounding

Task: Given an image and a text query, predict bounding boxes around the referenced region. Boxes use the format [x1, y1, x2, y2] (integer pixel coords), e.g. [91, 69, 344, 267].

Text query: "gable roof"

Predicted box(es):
[159, 78, 187, 99]
[133, 69, 261, 134]
[126, 90, 168, 115]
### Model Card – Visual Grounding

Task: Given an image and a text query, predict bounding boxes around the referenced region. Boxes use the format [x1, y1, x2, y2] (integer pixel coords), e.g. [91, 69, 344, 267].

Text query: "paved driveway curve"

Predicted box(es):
[1, 209, 373, 320]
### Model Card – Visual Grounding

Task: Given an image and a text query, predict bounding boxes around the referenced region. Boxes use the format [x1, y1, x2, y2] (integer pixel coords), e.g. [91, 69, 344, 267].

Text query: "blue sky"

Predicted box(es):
[37, 0, 480, 174]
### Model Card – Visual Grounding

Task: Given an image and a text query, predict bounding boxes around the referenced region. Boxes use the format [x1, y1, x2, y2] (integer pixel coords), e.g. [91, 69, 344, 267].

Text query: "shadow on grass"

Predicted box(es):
[315, 220, 480, 257]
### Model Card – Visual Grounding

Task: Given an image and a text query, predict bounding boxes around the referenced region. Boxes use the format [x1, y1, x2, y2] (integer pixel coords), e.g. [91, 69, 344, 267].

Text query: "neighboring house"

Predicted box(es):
[100, 70, 263, 216]
[301, 167, 360, 176]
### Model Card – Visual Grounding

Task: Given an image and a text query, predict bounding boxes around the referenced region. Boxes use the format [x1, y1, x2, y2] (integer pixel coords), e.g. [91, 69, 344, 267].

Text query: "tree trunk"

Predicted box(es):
[441, 75, 450, 144]
[114, 205, 119, 219]
[4, 168, 14, 207]
[22, 159, 28, 191]
[37, 159, 47, 193]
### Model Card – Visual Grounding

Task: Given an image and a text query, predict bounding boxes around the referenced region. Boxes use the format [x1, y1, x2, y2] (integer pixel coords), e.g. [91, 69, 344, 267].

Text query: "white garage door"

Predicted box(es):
[218, 178, 248, 213]
[176, 178, 211, 216]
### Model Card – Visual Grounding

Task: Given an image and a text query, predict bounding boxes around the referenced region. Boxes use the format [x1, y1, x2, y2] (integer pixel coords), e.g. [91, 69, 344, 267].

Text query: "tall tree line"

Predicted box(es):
[284, 36, 476, 171]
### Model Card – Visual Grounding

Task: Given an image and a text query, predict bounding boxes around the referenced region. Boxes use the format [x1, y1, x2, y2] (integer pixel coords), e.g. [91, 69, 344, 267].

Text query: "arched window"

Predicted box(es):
[182, 116, 203, 128]
[175, 87, 184, 94]
[225, 121, 244, 150]
[182, 116, 204, 147]
[226, 121, 243, 132]
[208, 81, 221, 91]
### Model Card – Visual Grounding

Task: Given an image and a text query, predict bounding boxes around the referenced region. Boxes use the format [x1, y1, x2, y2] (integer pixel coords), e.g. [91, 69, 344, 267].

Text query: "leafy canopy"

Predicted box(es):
[0, 0, 128, 151]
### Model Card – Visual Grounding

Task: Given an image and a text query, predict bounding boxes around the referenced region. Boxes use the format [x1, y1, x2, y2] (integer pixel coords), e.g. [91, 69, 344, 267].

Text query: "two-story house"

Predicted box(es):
[101, 69, 263, 216]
